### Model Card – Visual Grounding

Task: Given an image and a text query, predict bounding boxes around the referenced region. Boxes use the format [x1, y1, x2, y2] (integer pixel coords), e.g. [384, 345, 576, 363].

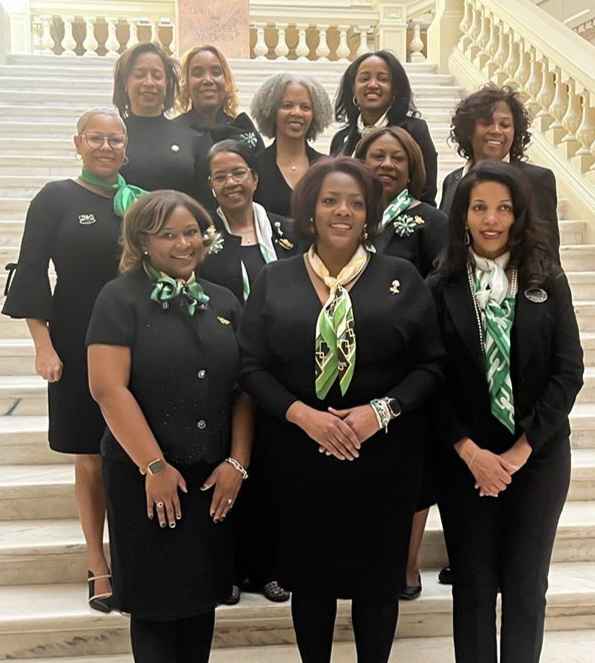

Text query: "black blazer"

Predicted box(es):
[254, 141, 326, 218]
[428, 270, 583, 455]
[439, 161, 560, 257]
[200, 210, 299, 303]
[330, 116, 438, 207]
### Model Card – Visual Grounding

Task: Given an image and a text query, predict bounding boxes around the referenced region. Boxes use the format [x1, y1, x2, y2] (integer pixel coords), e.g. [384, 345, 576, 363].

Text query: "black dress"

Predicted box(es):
[2, 180, 121, 454]
[239, 254, 444, 597]
[121, 114, 212, 208]
[374, 202, 448, 278]
[86, 269, 242, 619]
[254, 141, 326, 218]
[330, 116, 438, 207]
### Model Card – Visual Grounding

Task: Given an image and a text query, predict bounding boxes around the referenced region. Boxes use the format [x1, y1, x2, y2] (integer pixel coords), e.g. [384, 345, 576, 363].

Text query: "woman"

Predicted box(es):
[174, 44, 264, 154]
[112, 42, 212, 207]
[429, 161, 583, 663]
[355, 126, 447, 277]
[202, 137, 295, 604]
[251, 73, 333, 218]
[2, 106, 143, 612]
[331, 50, 437, 206]
[86, 190, 252, 662]
[239, 157, 444, 663]
[440, 84, 559, 256]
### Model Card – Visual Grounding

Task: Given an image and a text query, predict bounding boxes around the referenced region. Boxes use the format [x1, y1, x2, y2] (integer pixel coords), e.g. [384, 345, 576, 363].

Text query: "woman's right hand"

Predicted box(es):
[286, 402, 361, 461]
[35, 344, 63, 382]
[145, 463, 188, 528]
[455, 437, 515, 497]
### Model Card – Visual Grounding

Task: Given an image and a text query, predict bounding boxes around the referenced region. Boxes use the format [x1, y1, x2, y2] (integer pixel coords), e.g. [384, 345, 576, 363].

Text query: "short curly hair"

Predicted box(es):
[450, 84, 531, 162]
[177, 45, 239, 117]
[250, 73, 333, 141]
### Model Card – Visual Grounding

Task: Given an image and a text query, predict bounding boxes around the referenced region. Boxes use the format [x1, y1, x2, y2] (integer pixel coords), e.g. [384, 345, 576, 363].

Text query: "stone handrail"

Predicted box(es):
[439, 0, 595, 196]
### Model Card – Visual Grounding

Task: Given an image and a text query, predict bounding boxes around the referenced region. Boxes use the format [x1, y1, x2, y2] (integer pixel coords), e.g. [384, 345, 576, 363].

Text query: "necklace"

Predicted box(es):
[466, 263, 518, 353]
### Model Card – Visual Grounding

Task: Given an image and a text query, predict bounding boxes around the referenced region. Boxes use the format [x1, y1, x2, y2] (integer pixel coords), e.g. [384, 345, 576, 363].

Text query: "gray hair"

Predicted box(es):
[76, 107, 127, 135]
[250, 73, 333, 141]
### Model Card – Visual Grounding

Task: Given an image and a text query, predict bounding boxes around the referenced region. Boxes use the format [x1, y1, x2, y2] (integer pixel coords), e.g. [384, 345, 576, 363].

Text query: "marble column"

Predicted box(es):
[175, 0, 250, 57]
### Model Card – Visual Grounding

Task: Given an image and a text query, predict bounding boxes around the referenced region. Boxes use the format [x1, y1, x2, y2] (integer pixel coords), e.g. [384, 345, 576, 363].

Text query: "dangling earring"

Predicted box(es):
[352, 96, 360, 109]
[464, 228, 471, 247]
[362, 225, 369, 242]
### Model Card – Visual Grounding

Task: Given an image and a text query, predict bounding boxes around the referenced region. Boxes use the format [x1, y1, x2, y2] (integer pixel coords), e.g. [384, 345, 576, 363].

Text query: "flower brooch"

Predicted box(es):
[205, 226, 224, 255]
[274, 221, 294, 251]
[393, 214, 424, 238]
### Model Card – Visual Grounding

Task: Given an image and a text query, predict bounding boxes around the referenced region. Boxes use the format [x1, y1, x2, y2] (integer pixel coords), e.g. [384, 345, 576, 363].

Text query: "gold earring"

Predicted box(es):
[362, 225, 369, 241]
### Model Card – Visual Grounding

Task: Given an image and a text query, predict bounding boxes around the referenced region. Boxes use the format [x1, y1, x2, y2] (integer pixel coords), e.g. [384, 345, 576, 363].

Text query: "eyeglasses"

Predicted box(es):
[210, 168, 251, 186]
[82, 133, 126, 150]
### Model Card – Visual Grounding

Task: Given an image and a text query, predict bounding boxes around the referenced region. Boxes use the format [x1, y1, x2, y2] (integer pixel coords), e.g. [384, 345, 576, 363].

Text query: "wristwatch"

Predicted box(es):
[145, 459, 166, 476]
[386, 398, 401, 419]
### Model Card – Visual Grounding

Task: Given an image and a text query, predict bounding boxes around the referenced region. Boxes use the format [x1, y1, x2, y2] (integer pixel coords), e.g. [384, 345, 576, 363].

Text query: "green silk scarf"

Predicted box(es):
[144, 262, 210, 317]
[80, 169, 146, 218]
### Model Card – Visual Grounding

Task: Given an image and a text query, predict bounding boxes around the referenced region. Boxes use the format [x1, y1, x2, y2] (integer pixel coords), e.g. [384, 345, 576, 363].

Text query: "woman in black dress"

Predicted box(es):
[239, 157, 444, 663]
[439, 84, 559, 257]
[174, 44, 264, 154]
[251, 73, 333, 217]
[330, 50, 438, 206]
[112, 42, 212, 206]
[2, 106, 143, 612]
[429, 161, 583, 663]
[202, 137, 295, 604]
[87, 190, 252, 663]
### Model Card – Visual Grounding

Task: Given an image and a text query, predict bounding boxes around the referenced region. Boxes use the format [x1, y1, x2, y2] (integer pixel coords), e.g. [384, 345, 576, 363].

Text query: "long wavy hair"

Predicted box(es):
[438, 161, 557, 288]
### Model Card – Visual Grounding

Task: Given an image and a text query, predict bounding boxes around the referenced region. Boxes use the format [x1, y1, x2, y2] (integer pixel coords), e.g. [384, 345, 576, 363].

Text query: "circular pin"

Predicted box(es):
[171, 144, 180, 153]
[524, 287, 548, 304]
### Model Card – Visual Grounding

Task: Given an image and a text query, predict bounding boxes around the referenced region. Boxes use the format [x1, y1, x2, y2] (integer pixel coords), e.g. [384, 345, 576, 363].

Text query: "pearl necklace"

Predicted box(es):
[466, 263, 518, 353]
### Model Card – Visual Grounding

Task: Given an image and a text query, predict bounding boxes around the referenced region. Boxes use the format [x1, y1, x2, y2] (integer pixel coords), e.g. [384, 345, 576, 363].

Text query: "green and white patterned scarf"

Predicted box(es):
[144, 261, 210, 317]
[380, 188, 414, 231]
[308, 245, 369, 400]
[471, 250, 517, 433]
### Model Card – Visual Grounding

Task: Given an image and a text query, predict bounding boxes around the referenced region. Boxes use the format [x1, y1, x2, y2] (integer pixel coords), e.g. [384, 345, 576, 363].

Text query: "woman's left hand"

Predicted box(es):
[201, 462, 244, 523]
[327, 405, 380, 446]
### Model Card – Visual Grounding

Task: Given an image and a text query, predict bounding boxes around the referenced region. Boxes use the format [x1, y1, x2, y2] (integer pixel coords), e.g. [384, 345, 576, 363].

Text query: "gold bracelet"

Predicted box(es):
[225, 457, 249, 480]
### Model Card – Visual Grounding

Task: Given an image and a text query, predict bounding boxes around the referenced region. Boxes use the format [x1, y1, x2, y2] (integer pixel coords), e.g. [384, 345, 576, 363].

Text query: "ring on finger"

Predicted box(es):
[156, 502, 164, 509]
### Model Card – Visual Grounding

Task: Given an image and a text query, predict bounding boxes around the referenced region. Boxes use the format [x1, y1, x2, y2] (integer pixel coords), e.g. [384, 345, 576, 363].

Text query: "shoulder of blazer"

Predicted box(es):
[330, 126, 350, 154]
[513, 160, 555, 184]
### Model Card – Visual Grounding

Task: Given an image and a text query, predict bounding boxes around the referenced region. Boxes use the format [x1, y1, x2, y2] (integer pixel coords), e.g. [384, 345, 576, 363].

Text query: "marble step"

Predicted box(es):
[3, 499, 595, 586]
[1, 564, 594, 658]
[575, 302, 595, 333]
[0, 198, 28, 218]
[562, 246, 595, 272]
[10, 630, 595, 663]
[561, 220, 587, 246]
[569, 272, 595, 300]
[0, 416, 68, 465]
[572, 403, 595, 449]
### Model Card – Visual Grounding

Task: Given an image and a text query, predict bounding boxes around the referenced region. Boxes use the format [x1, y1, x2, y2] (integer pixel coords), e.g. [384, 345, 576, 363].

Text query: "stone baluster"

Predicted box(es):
[168, 22, 176, 55]
[357, 26, 371, 57]
[525, 47, 542, 119]
[560, 78, 582, 159]
[127, 20, 140, 49]
[513, 38, 530, 97]
[295, 24, 309, 61]
[316, 26, 331, 61]
[483, 13, 498, 76]
[62, 17, 78, 56]
[535, 56, 555, 131]
[39, 16, 55, 55]
[337, 26, 351, 62]
[83, 18, 98, 57]
[547, 67, 569, 145]
[467, 3, 482, 59]
[105, 18, 120, 56]
[502, 34, 519, 87]
[150, 20, 159, 44]
[588, 138, 595, 183]
[409, 22, 425, 63]
[253, 24, 268, 60]
[458, 0, 473, 54]
[574, 90, 595, 173]
[492, 22, 509, 84]
[276, 25, 290, 61]
[474, 8, 490, 66]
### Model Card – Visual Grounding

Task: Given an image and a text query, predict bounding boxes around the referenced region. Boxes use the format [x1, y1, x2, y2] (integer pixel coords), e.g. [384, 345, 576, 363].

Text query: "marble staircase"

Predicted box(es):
[0, 55, 594, 660]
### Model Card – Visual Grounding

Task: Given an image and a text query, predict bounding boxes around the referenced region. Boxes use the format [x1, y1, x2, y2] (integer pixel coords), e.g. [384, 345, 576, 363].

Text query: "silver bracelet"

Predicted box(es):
[370, 398, 392, 433]
[225, 456, 249, 480]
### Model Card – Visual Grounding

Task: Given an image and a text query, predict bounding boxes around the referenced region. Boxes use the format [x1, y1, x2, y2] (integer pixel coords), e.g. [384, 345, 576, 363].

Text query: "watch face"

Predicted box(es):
[148, 460, 166, 475]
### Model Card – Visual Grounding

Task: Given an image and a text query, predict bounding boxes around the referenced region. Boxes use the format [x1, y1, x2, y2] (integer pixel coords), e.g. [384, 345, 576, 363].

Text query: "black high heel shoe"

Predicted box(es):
[88, 570, 112, 613]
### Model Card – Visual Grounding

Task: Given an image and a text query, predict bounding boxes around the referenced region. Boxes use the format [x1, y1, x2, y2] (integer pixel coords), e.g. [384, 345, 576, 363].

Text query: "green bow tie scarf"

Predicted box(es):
[80, 169, 146, 217]
[474, 272, 516, 433]
[145, 263, 210, 317]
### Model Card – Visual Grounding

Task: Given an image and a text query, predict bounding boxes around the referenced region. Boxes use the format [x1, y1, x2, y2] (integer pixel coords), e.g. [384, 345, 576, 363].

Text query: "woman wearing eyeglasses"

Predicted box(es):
[2, 106, 144, 613]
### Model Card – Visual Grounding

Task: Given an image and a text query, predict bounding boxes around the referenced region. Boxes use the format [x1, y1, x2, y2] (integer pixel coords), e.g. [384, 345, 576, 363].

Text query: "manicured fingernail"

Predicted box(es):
[160, 523, 166, 528]
[176, 514, 182, 520]
[169, 522, 176, 528]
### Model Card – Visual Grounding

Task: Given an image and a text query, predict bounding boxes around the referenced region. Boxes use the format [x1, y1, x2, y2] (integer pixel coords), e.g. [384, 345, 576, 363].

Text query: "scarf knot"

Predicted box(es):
[80, 169, 146, 217]
[145, 263, 209, 317]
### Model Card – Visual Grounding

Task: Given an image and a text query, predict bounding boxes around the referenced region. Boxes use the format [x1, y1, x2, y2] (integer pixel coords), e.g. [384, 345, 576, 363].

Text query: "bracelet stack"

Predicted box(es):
[225, 456, 249, 480]
[370, 398, 394, 433]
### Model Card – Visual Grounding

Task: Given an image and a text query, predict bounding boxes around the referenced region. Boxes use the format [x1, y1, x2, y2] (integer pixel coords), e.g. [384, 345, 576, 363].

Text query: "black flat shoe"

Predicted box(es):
[400, 573, 422, 601]
[88, 570, 112, 613]
[221, 584, 241, 606]
[262, 580, 290, 603]
[438, 566, 453, 585]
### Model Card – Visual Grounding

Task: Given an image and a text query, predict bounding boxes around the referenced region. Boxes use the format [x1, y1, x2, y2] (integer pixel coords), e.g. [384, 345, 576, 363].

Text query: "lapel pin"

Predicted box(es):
[389, 280, 400, 295]
[524, 287, 548, 303]
[171, 144, 180, 152]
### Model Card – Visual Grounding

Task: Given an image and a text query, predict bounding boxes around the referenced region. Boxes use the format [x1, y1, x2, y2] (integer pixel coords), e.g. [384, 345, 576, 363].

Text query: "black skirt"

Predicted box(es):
[103, 458, 234, 620]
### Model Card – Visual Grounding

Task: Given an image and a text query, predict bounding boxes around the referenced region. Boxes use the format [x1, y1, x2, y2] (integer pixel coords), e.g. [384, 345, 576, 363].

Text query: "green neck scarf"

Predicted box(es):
[144, 262, 210, 317]
[80, 169, 146, 218]
[380, 188, 414, 231]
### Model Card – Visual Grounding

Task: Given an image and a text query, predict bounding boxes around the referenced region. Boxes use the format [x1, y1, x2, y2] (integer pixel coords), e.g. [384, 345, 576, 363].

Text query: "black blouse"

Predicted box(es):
[121, 114, 212, 207]
[86, 269, 242, 465]
[254, 141, 326, 218]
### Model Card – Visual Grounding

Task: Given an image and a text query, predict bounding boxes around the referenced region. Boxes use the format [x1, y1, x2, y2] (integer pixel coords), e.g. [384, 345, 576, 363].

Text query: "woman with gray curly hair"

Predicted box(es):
[251, 73, 333, 217]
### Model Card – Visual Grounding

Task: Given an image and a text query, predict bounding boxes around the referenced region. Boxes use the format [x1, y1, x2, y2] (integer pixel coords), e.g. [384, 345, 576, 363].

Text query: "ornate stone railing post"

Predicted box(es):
[83, 18, 98, 57]
[409, 22, 426, 62]
[376, 3, 407, 62]
[427, 0, 465, 74]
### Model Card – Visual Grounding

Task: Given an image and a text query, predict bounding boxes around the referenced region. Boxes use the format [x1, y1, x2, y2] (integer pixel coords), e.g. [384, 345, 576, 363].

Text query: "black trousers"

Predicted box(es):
[291, 592, 399, 663]
[130, 611, 215, 663]
[439, 439, 570, 663]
